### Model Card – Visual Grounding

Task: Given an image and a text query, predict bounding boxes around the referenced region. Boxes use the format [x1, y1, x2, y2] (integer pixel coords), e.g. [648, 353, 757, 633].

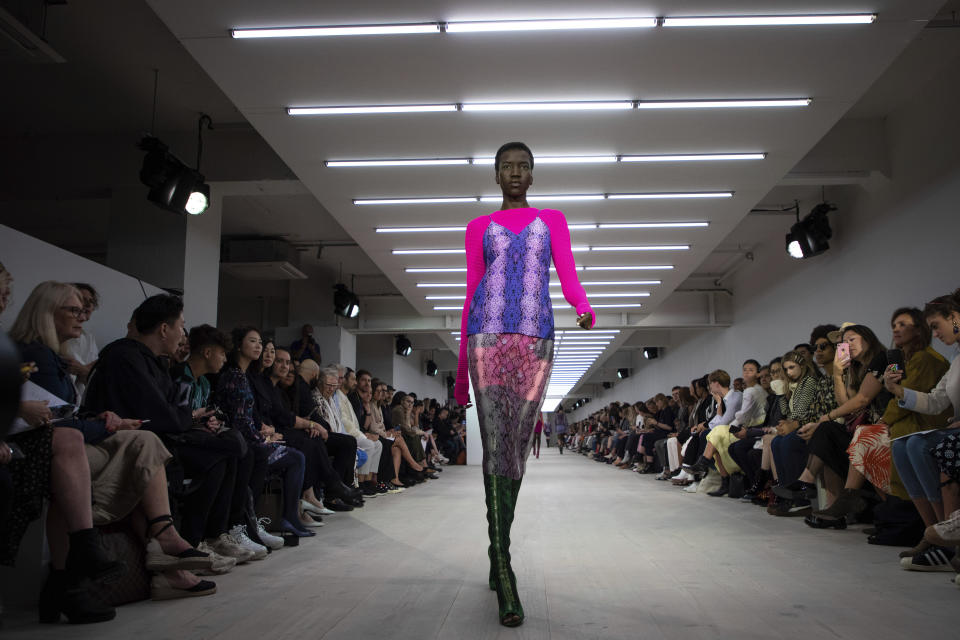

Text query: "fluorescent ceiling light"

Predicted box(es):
[232, 24, 440, 38]
[536, 156, 618, 164]
[425, 296, 466, 300]
[662, 15, 876, 27]
[377, 226, 467, 233]
[598, 222, 708, 229]
[583, 280, 661, 285]
[592, 303, 644, 308]
[407, 267, 467, 273]
[592, 245, 689, 252]
[418, 283, 466, 288]
[479, 194, 604, 203]
[393, 248, 464, 255]
[289, 104, 457, 116]
[556, 342, 610, 345]
[620, 153, 765, 162]
[434, 306, 463, 310]
[568, 224, 598, 230]
[462, 101, 633, 112]
[585, 265, 672, 270]
[608, 192, 732, 199]
[637, 99, 810, 109]
[329, 159, 470, 167]
[446, 18, 657, 33]
[355, 197, 476, 205]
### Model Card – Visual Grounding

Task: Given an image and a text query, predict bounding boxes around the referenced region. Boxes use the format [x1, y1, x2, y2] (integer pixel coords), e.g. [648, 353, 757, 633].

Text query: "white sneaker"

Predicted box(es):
[683, 481, 700, 493]
[228, 524, 268, 560]
[255, 518, 286, 549]
[208, 532, 255, 563]
[196, 541, 238, 574]
[673, 470, 693, 482]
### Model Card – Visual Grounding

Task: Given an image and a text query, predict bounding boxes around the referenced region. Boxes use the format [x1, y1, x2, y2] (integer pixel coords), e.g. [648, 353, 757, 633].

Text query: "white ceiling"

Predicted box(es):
[146, 0, 943, 330]
[144, 1, 948, 400]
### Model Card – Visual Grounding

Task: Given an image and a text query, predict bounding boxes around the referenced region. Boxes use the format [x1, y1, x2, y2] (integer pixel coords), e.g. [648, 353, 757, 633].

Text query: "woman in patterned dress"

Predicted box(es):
[454, 142, 594, 627]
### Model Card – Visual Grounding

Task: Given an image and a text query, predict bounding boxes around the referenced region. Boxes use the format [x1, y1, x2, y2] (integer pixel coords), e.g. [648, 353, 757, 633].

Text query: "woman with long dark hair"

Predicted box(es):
[454, 141, 594, 626]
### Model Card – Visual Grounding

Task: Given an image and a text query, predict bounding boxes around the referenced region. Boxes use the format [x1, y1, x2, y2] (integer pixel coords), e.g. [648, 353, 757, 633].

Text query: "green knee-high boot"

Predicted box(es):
[484, 474, 524, 627]
[487, 476, 523, 591]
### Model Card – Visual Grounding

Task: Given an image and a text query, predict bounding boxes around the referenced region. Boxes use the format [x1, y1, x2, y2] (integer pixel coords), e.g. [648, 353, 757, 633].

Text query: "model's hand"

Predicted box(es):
[577, 312, 593, 330]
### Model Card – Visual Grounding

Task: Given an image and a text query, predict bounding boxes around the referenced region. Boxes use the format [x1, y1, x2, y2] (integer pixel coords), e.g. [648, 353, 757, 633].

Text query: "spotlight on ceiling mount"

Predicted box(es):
[617, 368, 630, 379]
[395, 335, 413, 357]
[643, 347, 659, 360]
[138, 136, 210, 216]
[333, 284, 360, 318]
[426, 360, 439, 377]
[786, 202, 834, 259]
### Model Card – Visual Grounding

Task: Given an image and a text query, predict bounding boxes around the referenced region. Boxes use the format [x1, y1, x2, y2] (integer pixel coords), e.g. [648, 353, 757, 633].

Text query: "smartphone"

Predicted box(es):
[836, 342, 850, 362]
[886, 348, 906, 380]
[8, 442, 25, 460]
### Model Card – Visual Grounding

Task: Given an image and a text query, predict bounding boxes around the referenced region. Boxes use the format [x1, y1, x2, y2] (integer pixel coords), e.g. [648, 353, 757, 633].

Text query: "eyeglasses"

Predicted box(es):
[59, 306, 85, 318]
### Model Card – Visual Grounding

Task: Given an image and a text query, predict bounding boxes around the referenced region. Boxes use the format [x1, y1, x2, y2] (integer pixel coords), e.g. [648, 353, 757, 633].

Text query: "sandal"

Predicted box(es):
[150, 574, 216, 601]
[144, 516, 214, 572]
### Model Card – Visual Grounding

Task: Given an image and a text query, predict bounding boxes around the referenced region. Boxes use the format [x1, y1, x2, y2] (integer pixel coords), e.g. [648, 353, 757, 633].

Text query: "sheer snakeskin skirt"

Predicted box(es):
[468, 333, 554, 480]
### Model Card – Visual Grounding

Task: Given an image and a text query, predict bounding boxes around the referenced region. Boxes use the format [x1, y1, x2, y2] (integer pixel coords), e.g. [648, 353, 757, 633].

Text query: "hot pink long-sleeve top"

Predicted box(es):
[454, 208, 594, 405]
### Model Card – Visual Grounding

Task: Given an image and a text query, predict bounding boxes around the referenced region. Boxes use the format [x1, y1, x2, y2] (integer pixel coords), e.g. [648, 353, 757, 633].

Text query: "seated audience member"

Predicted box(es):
[390, 391, 435, 481]
[170, 324, 257, 566]
[794, 343, 814, 364]
[886, 292, 960, 568]
[681, 369, 742, 493]
[766, 348, 836, 517]
[671, 377, 711, 484]
[699, 360, 767, 497]
[814, 311, 950, 531]
[290, 324, 322, 363]
[261, 346, 362, 515]
[334, 364, 382, 497]
[731, 362, 783, 499]
[214, 326, 312, 537]
[635, 395, 675, 473]
[1, 276, 122, 623]
[656, 384, 699, 480]
[294, 360, 361, 507]
[312, 367, 370, 508]
[358, 380, 403, 492]
[434, 405, 465, 463]
[86, 296, 248, 565]
[795, 324, 890, 526]
[60, 283, 100, 401]
[17, 285, 215, 606]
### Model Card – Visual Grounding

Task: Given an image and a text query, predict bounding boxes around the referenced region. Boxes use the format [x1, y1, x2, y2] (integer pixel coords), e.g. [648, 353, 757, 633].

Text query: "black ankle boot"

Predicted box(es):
[65, 529, 125, 583]
[746, 469, 770, 496]
[690, 456, 711, 475]
[39, 568, 115, 624]
[708, 476, 730, 497]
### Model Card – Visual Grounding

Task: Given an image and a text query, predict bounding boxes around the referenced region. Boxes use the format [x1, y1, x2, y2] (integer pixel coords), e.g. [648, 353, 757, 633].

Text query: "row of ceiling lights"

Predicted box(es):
[232, 14, 876, 39]
[328, 153, 765, 167]
[356, 192, 731, 205]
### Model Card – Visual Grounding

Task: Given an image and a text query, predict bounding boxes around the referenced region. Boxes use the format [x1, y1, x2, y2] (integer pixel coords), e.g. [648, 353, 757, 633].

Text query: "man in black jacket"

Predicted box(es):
[83, 295, 235, 547]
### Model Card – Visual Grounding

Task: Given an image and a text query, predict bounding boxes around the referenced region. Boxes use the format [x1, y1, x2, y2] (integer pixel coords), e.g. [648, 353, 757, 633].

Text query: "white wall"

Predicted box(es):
[570, 59, 960, 421]
[393, 351, 446, 401]
[0, 224, 164, 347]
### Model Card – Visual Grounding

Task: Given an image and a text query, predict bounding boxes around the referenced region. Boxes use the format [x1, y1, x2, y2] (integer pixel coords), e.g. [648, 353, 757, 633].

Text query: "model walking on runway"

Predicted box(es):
[455, 141, 595, 626]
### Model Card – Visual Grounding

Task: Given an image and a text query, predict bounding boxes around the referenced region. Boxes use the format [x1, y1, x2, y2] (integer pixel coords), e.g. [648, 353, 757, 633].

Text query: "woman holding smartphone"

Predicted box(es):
[454, 142, 594, 627]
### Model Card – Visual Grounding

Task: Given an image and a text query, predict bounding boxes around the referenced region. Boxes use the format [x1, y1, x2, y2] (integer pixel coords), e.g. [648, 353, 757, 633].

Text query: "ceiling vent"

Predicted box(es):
[220, 237, 307, 281]
[0, 7, 65, 64]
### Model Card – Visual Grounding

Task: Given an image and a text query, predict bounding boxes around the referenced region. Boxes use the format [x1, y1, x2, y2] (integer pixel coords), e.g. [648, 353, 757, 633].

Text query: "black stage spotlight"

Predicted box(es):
[643, 347, 659, 360]
[333, 284, 360, 318]
[395, 335, 413, 357]
[426, 360, 439, 377]
[786, 202, 834, 259]
[138, 136, 210, 216]
[617, 368, 630, 379]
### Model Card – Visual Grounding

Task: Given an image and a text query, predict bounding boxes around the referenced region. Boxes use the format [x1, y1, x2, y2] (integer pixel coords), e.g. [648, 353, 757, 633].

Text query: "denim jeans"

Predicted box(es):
[891, 427, 960, 502]
[771, 432, 807, 486]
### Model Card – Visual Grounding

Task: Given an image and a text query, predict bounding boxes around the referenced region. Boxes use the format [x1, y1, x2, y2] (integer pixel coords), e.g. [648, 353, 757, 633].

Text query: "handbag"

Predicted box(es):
[728, 473, 746, 499]
[91, 520, 150, 606]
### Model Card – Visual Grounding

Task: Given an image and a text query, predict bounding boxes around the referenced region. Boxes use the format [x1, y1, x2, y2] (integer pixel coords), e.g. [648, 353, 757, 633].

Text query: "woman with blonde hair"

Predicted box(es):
[11, 282, 216, 613]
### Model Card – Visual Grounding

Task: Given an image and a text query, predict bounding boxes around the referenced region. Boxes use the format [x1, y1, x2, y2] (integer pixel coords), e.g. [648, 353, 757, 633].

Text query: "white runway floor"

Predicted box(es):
[3, 447, 956, 639]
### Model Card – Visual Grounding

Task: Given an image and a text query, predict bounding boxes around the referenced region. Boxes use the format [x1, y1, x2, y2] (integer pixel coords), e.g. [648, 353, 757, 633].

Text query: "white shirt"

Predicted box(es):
[62, 328, 98, 402]
[732, 384, 768, 427]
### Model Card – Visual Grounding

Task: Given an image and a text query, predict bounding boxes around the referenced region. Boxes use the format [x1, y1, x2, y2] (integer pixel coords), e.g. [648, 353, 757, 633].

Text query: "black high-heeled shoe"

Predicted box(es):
[38, 568, 115, 625]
